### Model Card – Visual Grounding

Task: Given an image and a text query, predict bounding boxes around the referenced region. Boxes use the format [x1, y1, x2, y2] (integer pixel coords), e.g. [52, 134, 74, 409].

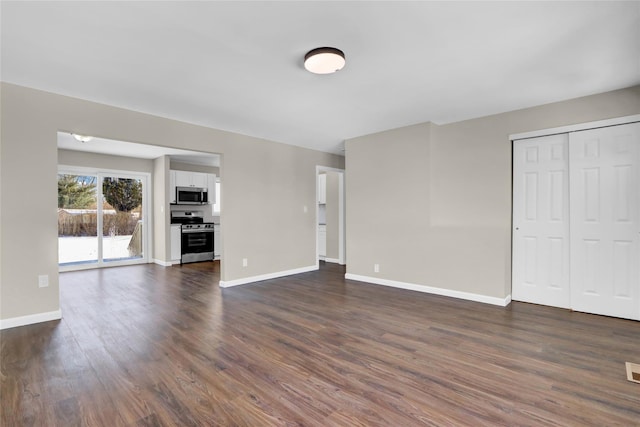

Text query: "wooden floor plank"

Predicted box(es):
[2, 261, 639, 426]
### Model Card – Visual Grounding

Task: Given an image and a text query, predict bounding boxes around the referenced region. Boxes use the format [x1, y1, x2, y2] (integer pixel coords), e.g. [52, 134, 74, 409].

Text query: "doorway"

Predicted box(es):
[316, 166, 345, 265]
[58, 167, 150, 270]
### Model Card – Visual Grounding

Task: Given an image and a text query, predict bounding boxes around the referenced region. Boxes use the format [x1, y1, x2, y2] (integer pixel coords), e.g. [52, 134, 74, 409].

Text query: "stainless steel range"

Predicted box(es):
[171, 211, 215, 264]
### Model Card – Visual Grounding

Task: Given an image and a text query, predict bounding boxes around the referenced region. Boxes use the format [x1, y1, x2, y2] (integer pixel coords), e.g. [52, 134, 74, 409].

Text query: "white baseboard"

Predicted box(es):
[324, 257, 342, 264]
[344, 273, 511, 307]
[0, 309, 62, 330]
[153, 259, 181, 266]
[220, 265, 318, 288]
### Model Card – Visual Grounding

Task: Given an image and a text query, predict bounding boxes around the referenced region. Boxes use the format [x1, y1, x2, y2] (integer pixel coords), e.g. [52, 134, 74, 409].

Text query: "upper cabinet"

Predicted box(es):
[169, 169, 216, 204]
[318, 173, 327, 204]
[174, 170, 207, 188]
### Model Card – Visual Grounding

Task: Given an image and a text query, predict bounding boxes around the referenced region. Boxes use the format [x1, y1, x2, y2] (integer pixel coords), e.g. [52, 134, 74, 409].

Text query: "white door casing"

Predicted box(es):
[569, 123, 640, 320]
[512, 134, 571, 308]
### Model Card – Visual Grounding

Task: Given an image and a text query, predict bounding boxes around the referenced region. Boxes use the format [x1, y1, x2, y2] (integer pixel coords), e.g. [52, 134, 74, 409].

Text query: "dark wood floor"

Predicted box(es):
[2, 262, 639, 426]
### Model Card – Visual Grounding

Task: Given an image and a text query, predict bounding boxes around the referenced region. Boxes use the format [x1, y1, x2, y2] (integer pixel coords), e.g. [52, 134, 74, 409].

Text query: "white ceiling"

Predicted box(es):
[58, 132, 220, 167]
[3, 2, 639, 155]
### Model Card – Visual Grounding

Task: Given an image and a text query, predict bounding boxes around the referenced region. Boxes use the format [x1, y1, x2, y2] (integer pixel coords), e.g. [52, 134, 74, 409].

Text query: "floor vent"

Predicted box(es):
[625, 362, 640, 384]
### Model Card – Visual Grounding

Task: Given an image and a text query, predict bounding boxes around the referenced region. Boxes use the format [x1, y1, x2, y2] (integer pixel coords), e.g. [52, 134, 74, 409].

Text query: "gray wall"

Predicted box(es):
[153, 156, 171, 263]
[345, 85, 640, 300]
[1, 83, 343, 322]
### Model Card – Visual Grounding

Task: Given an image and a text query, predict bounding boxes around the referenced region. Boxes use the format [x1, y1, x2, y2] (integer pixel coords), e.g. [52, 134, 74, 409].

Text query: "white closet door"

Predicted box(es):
[513, 134, 571, 308]
[570, 123, 640, 320]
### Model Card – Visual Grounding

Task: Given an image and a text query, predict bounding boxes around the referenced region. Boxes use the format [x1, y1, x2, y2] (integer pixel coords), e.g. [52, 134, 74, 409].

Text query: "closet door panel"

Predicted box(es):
[512, 134, 570, 308]
[570, 123, 640, 320]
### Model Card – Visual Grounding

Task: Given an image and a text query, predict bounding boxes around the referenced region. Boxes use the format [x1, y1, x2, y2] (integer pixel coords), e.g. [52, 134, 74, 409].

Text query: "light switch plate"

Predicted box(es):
[38, 274, 49, 288]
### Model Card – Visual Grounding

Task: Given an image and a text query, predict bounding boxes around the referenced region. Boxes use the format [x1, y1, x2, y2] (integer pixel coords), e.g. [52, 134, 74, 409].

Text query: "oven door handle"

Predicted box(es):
[181, 229, 214, 234]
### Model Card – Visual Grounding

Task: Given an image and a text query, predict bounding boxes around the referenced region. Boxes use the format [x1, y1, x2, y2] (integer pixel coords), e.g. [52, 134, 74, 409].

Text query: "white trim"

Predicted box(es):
[1, 309, 62, 330]
[324, 257, 341, 264]
[316, 166, 346, 265]
[60, 257, 149, 272]
[344, 273, 511, 307]
[220, 265, 317, 288]
[510, 114, 640, 141]
[338, 172, 345, 264]
[153, 259, 174, 267]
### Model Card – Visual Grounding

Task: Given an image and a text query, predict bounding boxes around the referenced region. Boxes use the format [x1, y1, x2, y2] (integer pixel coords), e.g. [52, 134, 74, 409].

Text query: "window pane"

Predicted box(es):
[58, 174, 98, 265]
[102, 176, 144, 261]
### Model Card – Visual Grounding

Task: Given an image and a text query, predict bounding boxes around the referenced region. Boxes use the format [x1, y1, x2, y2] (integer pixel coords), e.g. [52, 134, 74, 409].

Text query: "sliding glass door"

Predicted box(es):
[58, 168, 149, 270]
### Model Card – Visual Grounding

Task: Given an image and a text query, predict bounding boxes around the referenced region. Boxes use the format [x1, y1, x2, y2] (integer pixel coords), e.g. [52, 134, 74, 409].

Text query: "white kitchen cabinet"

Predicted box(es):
[318, 224, 326, 258]
[318, 173, 327, 204]
[170, 170, 216, 204]
[174, 170, 207, 188]
[192, 172, 207, 188]
[170, 225, 182, 263]
[174, 170, 190, 188]
[214, 224, 221, 260]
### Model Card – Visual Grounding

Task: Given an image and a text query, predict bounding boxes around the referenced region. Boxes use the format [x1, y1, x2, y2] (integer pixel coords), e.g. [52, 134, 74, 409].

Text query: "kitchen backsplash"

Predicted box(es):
[170, 204, 218, 223]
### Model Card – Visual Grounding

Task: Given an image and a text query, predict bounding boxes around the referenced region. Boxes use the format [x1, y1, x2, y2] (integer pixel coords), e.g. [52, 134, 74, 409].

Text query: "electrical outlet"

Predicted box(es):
[38, 274, 49, 288]
[626, 362, 640, 384]
[242, 258, 248, 267]
[374, 264, 380, 273]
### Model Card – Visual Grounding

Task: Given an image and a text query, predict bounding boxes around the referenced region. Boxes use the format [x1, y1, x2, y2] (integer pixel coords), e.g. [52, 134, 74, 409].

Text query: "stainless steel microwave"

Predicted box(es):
[176, 186, 208, 205]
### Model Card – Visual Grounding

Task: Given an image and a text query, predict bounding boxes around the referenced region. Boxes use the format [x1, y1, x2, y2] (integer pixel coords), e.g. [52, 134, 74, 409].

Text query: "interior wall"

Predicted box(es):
[153, 156, 170, 263]
[58, 149, 154, 173]
[346, 122, 433, 285]
[325, 171, 340, 260]
[170, 161, 220, 176]
[345, 85, 640, 301]
[0, 83, 343, 323]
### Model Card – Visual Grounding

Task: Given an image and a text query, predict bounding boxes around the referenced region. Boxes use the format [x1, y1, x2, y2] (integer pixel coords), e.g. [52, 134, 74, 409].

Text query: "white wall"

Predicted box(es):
[0, 83, 343, 324]
[346, 85, 640, 302]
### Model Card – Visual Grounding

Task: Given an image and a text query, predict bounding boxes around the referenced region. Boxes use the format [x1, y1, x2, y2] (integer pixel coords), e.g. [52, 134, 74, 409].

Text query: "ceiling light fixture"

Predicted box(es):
[304, 47, 345, 74]
[72, 133, 93, 143]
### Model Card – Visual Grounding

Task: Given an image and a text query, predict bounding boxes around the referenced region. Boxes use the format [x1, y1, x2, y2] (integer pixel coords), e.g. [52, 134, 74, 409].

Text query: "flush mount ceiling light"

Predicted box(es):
[304, 47, 345, 74]
[72, 133, 93, 143]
